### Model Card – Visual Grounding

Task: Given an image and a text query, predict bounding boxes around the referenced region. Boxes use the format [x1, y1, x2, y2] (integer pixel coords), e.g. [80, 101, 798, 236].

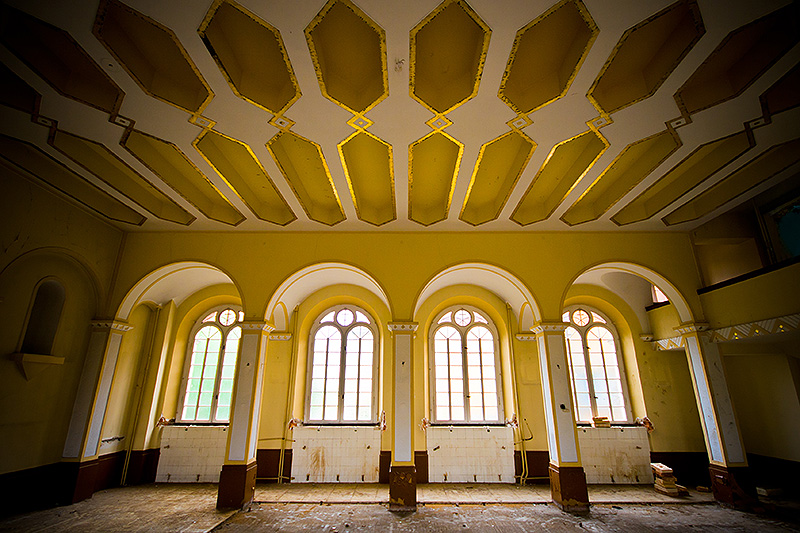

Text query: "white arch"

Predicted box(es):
[414, 263, 541, 330]
[116, 261, 237, 321]
[571, 262, 694, 323]
[264, 263, 391, 330]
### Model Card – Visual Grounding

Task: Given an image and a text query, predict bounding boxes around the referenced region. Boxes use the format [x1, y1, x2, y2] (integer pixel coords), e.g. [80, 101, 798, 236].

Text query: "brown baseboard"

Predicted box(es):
[255, 449, 292, 483]
[548, 463, 589, 513]
[379, 451, 390, 484]
[125, 448, 160, 485]
[514, 450, 550, 484]
[746, 453, 800, 490]
[95, 451, 126, 492]
[0, 462, 64, 516]
[217, 462, 258, 510]
[389, 465, 416, 511]
[414, 451, 428, 484]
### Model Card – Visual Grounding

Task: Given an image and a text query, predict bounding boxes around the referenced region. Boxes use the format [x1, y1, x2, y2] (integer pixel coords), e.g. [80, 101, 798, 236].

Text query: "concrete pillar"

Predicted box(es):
[60, 319, 132, 503]
[217, 320, 273, 510]
[678, 323, 752, 507]
[387, 322, 417, 511]
[532, 320, 588, 512]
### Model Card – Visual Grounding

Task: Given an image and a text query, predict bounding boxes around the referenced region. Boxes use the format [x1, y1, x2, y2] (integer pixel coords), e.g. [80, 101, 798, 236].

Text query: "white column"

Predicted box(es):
[62, 320, 132, 460]
[678, 324, 746, 467]
[225, 321, 273, 464]
[388, 322, 417, 465]
[529, 321, 581, 467]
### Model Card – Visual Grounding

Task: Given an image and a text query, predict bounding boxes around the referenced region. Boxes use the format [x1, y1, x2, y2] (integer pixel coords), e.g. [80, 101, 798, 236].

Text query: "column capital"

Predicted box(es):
[90, 319, 133, 332]
[531, 320, 568, 334]
[240, 320, 275, 333]
[515, 333, 537, 342]
[388, 321, 418, 333]
[268, 331, 292, 341]
[674, 322, 710, 336]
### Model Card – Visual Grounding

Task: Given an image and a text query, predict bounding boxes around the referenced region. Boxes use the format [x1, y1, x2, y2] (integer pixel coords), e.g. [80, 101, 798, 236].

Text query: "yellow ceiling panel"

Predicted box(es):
[511, 130, 606, 226]
[267, 131, 345, 226]
[760, 63, 800, 120]
[587, 0, 704, 115]
[409, 131, 463, 226]
[561, 129, 681, 225]
[411, 0, 491, 115]
[0, 134, 145, 225]
[664, 138, 800, 226]
[193, 130, 296, 226]
[122, 129, 244, 226]
[94, 0, 212, 114]
[339, 130, 395, 226]
[499, 0, 597, 115]
[306, 0, 387, 115]
[199, 0, 300, 116]
[460, 131, 536, 226]
[51, 129, 195, 225]
[0, 62, 40, 115]
[675, 3, 800, 117]
[0, 5, 123, 115]
[613, 130, 754, 225]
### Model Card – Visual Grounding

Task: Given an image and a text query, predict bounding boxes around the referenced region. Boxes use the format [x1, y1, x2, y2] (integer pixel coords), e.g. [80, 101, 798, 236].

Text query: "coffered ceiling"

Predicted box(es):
[1, 0, 798, 232]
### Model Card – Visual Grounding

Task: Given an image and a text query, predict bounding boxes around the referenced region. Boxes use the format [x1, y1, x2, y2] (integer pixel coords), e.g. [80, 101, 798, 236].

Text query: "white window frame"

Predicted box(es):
[177, 304, 243, 425]
[428, 305, 504, 425]
[562, 305, 633, 424]
[304, 304, 380, 425]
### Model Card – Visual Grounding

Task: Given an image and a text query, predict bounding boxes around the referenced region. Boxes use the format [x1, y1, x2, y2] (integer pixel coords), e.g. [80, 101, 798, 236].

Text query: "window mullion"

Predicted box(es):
[462, 335, 469, 423]
[211, 336, 226, 422]
[582, 333, 599, 419]
[338, 328, 347, 422]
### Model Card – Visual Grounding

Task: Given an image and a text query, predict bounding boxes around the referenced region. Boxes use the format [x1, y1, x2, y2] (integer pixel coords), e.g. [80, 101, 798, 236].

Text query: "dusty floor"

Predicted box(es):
[0, 483, 797, 533]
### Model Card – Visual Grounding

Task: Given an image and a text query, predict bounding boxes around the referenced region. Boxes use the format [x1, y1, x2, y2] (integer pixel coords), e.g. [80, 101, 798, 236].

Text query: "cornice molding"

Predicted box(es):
[90, 320, 133, 332]
[388, 322, 418, 332]
[240, 321, 276, 333]
[531, 321, 568, 334]
[269, 332, 292, 341]
[654, 313, 800, 350]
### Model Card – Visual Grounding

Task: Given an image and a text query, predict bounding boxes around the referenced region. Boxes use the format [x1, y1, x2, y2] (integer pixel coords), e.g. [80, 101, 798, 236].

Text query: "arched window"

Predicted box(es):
[178, 306, 243, 423]
[306, 305, 378, 424]
[562, 306, 631, 424]
[430, 306, 503, 424]
[21, 279, 65, 355]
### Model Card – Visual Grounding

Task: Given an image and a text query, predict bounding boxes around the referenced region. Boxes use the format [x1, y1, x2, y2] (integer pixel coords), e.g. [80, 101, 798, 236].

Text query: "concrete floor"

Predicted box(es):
[0, 483, 797, 533]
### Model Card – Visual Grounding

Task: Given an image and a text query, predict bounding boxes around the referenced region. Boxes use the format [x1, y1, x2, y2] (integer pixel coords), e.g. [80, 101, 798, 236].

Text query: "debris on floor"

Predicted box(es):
[651, 463, 688, 497]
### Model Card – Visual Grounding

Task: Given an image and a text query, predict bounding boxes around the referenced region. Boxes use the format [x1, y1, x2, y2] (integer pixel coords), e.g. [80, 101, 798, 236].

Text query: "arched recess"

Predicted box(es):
[414, 263, 541, 331]
[264, 262, 392, 331]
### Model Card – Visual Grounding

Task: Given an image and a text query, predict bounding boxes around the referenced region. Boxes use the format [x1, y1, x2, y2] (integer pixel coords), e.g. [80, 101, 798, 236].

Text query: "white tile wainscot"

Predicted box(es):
[577, 426, 654, 484]
[291, 426, 381, 482]
[426, 426, 515, 483]
[155, 425, 228, 483]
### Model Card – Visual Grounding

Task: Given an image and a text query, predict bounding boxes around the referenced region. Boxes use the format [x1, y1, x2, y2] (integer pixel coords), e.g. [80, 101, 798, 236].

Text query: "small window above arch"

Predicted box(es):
[21, 279, 66, 355]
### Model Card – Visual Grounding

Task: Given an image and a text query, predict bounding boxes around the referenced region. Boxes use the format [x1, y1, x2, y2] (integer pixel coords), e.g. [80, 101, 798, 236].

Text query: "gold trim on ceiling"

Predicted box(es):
[49, 129, 195, 225]
[305, 0, 388, 116]
[498, 0, 598, 116]
[198, 0, 301, 117]
[121, 129, 244, 226]
[410, 0, 492, 116]
[460, 130, 537, 226]
[612, 129, 755, 226]
[561, 128, 682, 226]
[759, 63, 800, 122]
[266, 130, 345, 226]
[408, 130, 464, 226]
[93, 0, 214, 115]
[0, 4, 125, 117]
[0, 133, 145, 226]
[674, 2, 800, 120]
[338, 129, 396, 226]
[193, 129, 296, 226]
[586, 0, 705, 116]
[663, 137, 800, 226]
[511, 129, 608, 226]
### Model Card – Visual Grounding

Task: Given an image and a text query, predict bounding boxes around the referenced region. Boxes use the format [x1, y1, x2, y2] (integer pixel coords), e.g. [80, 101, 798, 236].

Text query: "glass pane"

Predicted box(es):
[451, 392, 463, 407]
[577, 407, 592, 422]
[438, 312, 452, 324]
[188, 379, 200, 392]
[217, 391, 231, 406]
[473, 312, 488, 324]
[435, 378, 449, 394]
[436, 392, 449, 407]
[343, 406, 357, 420]
[320, 311, 335, 323]
[359, 378, 371, 394]
[483, 379, 496, 393]
[454, 309, 471, 326]
[355, 311, 370, 324]
[608, 380, 622, 393]
[336, 308, 354, 326]
[215, 405, 230, 421]
[610, 392, 625, 407]
[219, 309, 236, 326]
[358, 406, 371, 420]
[591, 312, 606, 324]
[219, 379, 233, 393]
[484, 406, 498, 421]
[562, 310, 569, 322]
[238, 311, 244, 322]
[451, 405, 465, 420]
[221, 366, 235, 379]
[202, 312, 217, 323]
[572, 309, 590, 327]
[345, 366, 358, 379]
[484, 393, 497, 407]
[612, 407, 627, 420]
[201, 377, 215, 393]
[196, 406, 211, 420]
[470, 406, 483, 420]
[309, 405, 323, 420]
[182, 406, 196, 420]
[199, 392, 213, 406]
[437, 405, 450, 420]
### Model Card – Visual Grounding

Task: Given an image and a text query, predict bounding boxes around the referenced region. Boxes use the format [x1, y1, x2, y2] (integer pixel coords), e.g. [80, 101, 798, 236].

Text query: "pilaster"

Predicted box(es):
[387, 321, 418, 511]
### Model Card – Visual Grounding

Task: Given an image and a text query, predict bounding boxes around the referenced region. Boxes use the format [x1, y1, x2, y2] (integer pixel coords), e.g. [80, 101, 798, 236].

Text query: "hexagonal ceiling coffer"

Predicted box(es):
[339, 131, 395, 226]
[306, 0, 387, 115]
[561, 129, 681, 226]
[94, 0, 213, 114]
[499, 0, 598, 115]
[409, 131, 463, 226]
[0, 134, 145, 226]
[50, 129, 195, 225]
[267, 131, 345, 226]
[511, 130, 607, 226]
[460, 130, 536, 226]
[411, 0, 491, 115]
[194, 130, 296, 226]
[0, 4, 124, 116]
[199, 0, 300, 116]
[122, 130, 244, 226]
[587, 0, 704, 115]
